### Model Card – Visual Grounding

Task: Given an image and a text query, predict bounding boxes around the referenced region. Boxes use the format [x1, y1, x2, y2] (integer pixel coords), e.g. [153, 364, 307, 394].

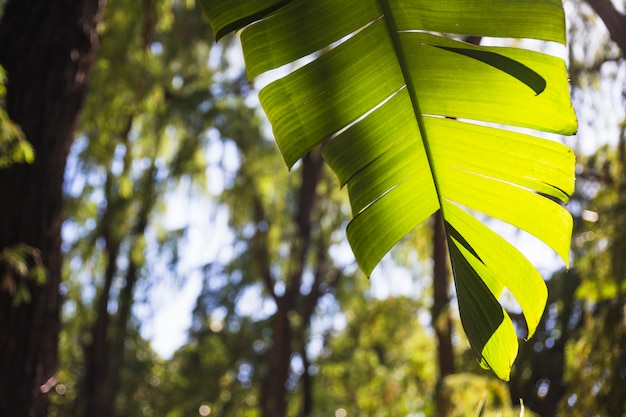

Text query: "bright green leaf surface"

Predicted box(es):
[391, 0, 567, 44]
[425, 117, 575, 204]
[402, 33, 577, 135]
[443, 201, 548, 340]
[241, 0, 380, 79]
[449, 239, 518, 380]
[347, 171, 439, 274]
[433, 46, 547, 95]
[200, 0, 292, 40]
[203, 0, 577, 380]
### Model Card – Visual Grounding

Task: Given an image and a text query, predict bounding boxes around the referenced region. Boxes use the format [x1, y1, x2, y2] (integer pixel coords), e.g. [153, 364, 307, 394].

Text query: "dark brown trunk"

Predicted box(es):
[432, 211, 455, 379]
[104, 209, 149, 417]
[259, 151, 324, 417]
[289, 151, 324, 300]
[79, 161, 152, 417]
[0, 0, 103, 416]
[604, 126, 626, 417]
[75, 168, 120, 416]
[603, 299, 626, 417]
[585, 0, 626, 56]
[82, 246, 142, 417]
[300, 348, 313, 417]
[432, 211, 455, 417]
[77, 209, 119, 417]
[262, 303, 292, 417]
[299, 240, 334, 417]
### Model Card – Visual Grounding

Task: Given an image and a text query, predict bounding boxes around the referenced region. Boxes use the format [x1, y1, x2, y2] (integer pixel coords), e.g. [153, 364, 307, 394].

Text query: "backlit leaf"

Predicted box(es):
[203, 0, 577, 379]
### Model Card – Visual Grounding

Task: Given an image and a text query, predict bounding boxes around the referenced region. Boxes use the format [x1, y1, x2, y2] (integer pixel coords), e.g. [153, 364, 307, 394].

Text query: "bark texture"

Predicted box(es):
[0, 0, 103, 415]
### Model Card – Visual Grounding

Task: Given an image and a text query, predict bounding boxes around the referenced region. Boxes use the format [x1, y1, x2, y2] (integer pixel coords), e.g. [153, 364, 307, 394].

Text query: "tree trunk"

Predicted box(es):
[261, 302, 293, 417]
[78, 150, 154, 417]
[432, 211, 456, 417]
[300, 347, 313, 417]
[0, 0, 103, 416]
[76, 200, 120, 417]
[432, 211, 455, 380]
[603, 125, 626, 417]
[259, 151, 325, 417]
[80, 239, 143, 417]
[585, 0, 626, 56]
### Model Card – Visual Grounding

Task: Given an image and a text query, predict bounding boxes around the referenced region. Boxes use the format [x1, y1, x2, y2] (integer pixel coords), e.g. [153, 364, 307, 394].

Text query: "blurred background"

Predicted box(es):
[1, 0, 625, 416]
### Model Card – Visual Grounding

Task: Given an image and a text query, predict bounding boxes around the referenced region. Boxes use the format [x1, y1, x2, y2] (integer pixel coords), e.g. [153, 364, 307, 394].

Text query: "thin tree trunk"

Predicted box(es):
[432, 211, 455, 417]
[0, 1, 103, 415]
[103, 202, 151, 417]
[585, 0, 626, 56]
[432, 211, 455, 381]
[300, 348, 313, 417]
[77, 171, 121, 417]
[262, 302, 293, 417]
[78, 145, 154, 417]
[604, 125, 626, 417]
[259, 151, 324, 417]
[299, 240, 338, 417]
[82, 238, 143, 417]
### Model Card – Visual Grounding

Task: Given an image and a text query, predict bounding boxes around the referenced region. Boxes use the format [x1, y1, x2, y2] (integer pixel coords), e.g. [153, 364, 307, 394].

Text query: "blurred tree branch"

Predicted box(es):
[586, 0, 626, 56]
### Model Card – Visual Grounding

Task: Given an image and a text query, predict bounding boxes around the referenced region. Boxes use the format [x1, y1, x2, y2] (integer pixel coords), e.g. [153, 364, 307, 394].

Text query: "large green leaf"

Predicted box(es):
[202, 0, 577, 380]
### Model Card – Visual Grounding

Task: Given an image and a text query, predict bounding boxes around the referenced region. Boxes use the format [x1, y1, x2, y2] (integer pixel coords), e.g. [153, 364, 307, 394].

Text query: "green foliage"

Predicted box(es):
[505, 127, 626, 415]
[46, 0, 626, 415]
[0, 66, 33, 168]
[0, 243, 46, 306]
[169, 99, 356, 416]
[314, 296, 437, 415]
[55, 0, 247, 413]
[439, 373, 532, 417]
[555, 139, 626, 416]
[153, 313, 266, 416]
[62, 0, 223, 290]
[504, 4, 626, 414]
[201, 0, 577, 380]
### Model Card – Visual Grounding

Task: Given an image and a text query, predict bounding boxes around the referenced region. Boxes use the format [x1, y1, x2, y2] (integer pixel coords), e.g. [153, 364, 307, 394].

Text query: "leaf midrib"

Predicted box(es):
[376, 0, 444, 211]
